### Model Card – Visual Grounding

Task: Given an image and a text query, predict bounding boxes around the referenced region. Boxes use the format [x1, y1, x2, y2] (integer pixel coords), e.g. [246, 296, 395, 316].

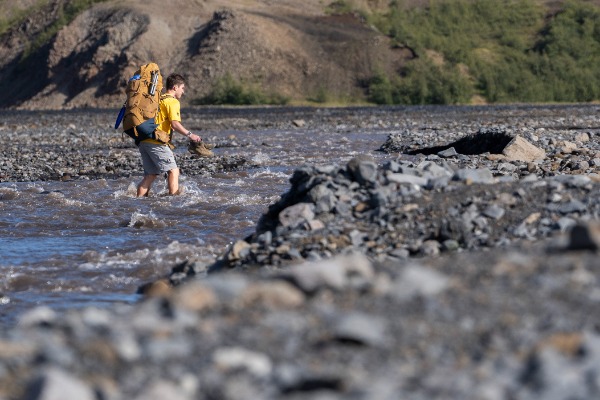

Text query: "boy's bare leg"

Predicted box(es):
[167, 168, 180, 195]
[137, 174, 157, 197]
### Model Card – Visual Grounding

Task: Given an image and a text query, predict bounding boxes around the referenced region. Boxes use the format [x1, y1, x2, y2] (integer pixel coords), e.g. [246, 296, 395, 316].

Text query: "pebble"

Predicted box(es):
[332, 312, 388, 347]
[391, 263, 450, 300]
[212, 347, 272, 378]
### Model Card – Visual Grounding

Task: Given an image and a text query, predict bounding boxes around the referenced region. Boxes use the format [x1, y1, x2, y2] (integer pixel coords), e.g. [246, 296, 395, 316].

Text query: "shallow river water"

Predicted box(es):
[3, 104, 592, 327]
[0, 108, 398, 326]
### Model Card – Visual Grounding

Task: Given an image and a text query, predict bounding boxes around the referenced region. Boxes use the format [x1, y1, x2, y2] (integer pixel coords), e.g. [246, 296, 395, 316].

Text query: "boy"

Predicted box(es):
[136, 74, 201, 197]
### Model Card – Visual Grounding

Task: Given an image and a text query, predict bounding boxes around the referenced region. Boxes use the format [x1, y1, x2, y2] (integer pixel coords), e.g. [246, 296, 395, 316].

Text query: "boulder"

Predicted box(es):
[502, 135, 545, 162]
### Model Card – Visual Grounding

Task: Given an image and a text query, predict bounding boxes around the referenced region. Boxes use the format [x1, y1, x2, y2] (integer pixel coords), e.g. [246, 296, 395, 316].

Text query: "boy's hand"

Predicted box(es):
[188, 132, 202, 142]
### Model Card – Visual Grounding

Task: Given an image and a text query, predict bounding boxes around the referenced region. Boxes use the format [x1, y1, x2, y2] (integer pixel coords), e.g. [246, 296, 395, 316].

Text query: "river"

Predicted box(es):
[0, 107, 397, 326]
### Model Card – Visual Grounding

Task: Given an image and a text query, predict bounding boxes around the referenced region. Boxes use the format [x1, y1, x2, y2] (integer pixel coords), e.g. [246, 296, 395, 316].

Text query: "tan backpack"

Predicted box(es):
[118, 62, 167, 144]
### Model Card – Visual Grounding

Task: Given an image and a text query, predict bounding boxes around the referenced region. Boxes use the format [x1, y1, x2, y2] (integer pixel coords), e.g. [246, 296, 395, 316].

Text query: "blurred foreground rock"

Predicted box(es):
[2, 241, 600, 399]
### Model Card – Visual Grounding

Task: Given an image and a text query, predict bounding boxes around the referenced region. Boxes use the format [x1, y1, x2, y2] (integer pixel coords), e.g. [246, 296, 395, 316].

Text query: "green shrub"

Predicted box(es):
[326, 0, 354, 15]
[368, 0, 600, 104]
[308, 87, 330, 104]
[21, 0, 108, 61]
[367, 72, 394, 104]
[0, 3, 41, 37]
[398, 59, 473, 105]
[194, 74, 289, 105]
[368, 59, 472, 105]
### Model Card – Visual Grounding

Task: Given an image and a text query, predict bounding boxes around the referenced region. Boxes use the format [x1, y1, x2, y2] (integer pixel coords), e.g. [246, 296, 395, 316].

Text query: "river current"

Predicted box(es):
[0, 109, 396, 326]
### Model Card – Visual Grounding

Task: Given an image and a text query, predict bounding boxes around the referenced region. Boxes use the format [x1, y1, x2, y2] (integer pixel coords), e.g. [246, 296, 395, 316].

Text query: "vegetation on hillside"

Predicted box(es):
[193, 73, 289, 106]
[365, 0, 600, 105]
[4, 0, 600, 106]
[0, 0, 47, 37]
[21, 0, 108, 61]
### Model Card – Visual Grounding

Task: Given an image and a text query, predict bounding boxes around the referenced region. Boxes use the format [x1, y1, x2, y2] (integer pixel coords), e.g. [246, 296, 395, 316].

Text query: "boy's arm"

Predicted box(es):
[171, 120, 201, 142]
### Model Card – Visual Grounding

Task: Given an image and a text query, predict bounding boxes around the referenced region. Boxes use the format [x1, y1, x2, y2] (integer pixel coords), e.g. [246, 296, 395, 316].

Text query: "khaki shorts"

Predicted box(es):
[138, 141, 177, 175]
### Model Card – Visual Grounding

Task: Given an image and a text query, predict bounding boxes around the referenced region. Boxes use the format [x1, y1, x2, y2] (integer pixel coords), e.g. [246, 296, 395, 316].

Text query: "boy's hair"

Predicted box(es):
[166, 74, 186, 90]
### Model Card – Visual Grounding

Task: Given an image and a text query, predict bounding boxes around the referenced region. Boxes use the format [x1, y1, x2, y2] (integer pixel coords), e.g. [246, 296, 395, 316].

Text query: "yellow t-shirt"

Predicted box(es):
[156, 95, 181, 133]
[143, 95, 181, 145]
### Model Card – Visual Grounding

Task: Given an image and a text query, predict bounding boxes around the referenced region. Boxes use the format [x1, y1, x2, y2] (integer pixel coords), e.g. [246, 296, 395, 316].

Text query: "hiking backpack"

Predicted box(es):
[115, 62, 166, 143]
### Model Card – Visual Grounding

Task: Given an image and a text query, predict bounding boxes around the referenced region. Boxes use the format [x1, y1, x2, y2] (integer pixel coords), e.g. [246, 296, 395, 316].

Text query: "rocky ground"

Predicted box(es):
[0, 111, 256, 183]
[2, 105, 600, 399]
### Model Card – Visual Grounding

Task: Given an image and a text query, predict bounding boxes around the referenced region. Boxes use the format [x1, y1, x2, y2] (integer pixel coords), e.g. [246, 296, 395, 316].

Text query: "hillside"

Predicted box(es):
[0, 0, 403, 109]
[2, 0, 600, 109]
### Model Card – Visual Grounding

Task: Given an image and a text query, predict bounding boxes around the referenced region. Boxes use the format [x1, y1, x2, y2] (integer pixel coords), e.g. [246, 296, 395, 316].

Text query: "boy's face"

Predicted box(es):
[173, 83, 185, 99]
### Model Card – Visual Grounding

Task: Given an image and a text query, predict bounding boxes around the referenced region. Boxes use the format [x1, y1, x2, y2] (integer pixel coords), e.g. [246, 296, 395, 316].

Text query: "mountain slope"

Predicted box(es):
[0, 0, 402, 109]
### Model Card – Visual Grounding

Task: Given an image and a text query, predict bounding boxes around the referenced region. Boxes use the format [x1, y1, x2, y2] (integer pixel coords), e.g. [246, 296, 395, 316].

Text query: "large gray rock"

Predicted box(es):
[279, 203, 316, 229]
[502, 135, 545, 162]
[332, 312, 389, 347]
[26, 368, 95, 400]
[453, 168, 495, 184]
[347, 155, 378, 185]
[283, 252, 374, 293]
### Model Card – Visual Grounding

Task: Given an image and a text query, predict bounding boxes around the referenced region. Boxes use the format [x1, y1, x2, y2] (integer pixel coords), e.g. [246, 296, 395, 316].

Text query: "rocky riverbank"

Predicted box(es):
[2, 105, 600, 399]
